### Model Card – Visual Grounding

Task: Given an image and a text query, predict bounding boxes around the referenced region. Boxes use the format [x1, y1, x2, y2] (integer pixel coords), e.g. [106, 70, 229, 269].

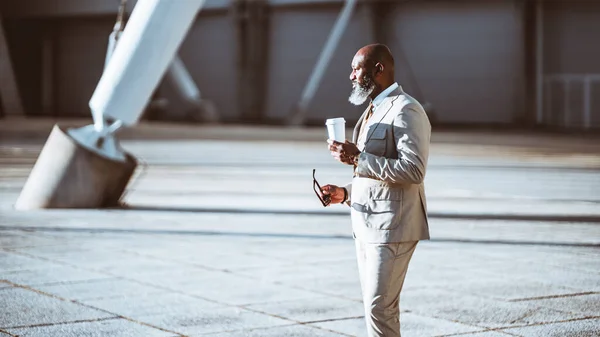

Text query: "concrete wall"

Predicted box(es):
[55, 19, 111, 117]
[387, 0, 524, 125]
[2, 19, 44, 117]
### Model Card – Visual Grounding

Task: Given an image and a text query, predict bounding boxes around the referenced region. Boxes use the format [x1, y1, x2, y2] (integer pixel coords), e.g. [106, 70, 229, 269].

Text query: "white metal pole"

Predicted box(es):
[104, 0, 127, 70]
[89, 0, 205, 130]
[166, 56, 201, 102]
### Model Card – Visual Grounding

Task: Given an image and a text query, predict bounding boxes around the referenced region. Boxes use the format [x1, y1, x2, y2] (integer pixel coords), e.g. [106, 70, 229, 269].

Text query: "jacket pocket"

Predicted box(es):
[365, 127, 387, 156]
[365, 186, 403, 230]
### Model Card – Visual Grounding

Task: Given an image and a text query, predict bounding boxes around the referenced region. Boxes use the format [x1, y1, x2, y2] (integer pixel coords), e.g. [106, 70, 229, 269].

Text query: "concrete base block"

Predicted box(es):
[14, 124, 137, 210]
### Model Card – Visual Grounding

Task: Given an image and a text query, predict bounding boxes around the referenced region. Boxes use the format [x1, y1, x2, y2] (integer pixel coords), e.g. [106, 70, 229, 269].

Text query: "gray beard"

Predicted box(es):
[348, 79, 375, 106]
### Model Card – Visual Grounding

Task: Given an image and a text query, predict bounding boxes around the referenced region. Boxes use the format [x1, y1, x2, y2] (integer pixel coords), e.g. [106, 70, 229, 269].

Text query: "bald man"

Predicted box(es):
[321, 44, 431, 337]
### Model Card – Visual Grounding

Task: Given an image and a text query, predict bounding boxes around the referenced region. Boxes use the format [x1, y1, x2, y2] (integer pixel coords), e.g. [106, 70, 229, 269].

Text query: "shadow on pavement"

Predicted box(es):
[122, 205, 600, 223]
[0, 225, 597, 248]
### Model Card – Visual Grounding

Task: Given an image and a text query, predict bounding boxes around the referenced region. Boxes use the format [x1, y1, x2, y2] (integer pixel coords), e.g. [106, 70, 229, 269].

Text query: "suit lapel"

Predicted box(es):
[362, 90, 401, 141]
[353, 87, 403, 143]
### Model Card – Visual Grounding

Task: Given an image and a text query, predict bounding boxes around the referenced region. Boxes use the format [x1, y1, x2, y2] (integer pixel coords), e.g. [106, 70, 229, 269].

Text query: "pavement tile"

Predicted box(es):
[123, 266, 235, 287]
[0, 287, 113, 329]
[476, 260, 600, 292]
[0, 232, 67, 249]
[249, 244, 357, 265]
[0, 251, 51, 272]
[123, 267, 229, 287]
[543, 256, 600, 275]
[9, 244, 97, 257]
[309, 317, 366, 337]
[401, 266, 498, 292]
[430, 217, 600, 246]
[83, 292, 225, 318]
[0, 265, 112, 287]
[510, 247, 600, 274]
[102, 260, 188, 276]
[173, 251, 295, 271]
[281, 274, 364, 301]
[312, 313, 488, 337]
[180, 273, 322, 306]
[266, 271, 362, 301]
[453, 332, 516, 336]
[409, 244, 494, 264]
[34, 278, 165, 301]
[11, 248, 175, 276]
[134, 307, 291, 335]
[500, 318, 600, 337]
[117, 247, 217, 264]
[0, 231, 28, 244]
[435, 278, 584, 302]
[517, 293, 600, 316]
[230, 259, 360, 297]
[401, 289, 589, 329]
[34, 233, 149, 250]
[232, 260, 358, 283]
[245, 296, 363, 323]
[399, 313, 487, 337]
[6, 318, 173, 337]
[201, 324, 346, 337]
[54, 254, 178, 276]
[10, 249, 117, 267]
[0, 280, 12, 290]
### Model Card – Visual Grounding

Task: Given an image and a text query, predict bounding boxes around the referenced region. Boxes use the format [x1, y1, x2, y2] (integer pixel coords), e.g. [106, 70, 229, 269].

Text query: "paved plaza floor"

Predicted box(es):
[0, 120, 599, 336]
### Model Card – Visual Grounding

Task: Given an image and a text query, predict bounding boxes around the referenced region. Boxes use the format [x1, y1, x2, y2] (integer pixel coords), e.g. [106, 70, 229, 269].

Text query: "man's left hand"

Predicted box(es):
[328, 139, 360, 166]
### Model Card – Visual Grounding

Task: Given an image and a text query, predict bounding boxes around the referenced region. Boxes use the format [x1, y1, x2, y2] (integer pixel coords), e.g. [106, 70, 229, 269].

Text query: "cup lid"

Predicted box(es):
[325, 117, 345, 125]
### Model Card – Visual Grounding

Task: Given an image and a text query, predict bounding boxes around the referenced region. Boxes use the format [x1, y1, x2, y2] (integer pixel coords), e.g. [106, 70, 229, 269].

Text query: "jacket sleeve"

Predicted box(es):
[343, 182, 352, 207]
[353, 104, 431, 185]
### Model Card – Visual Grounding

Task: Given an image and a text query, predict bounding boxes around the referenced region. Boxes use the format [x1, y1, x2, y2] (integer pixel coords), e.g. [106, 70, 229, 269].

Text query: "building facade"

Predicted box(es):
[0, 0, 598, 130]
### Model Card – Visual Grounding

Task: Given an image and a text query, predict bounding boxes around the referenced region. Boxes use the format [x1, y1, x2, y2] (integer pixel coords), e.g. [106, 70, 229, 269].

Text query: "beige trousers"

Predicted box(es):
[355, 239, 418, 337]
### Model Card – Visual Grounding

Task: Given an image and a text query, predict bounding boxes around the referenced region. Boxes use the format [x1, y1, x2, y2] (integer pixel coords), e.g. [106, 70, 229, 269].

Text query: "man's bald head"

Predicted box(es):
[348, 43, 396, 105]
[355, 43, 395, 75]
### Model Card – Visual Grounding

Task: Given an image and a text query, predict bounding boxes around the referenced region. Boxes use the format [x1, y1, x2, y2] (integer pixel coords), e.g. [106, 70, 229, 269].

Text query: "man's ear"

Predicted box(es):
[375, 62, 384, 75]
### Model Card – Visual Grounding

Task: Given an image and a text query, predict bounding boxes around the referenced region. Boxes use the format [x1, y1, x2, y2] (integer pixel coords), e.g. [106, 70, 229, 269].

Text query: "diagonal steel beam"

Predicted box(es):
[287, 0, 358, 126]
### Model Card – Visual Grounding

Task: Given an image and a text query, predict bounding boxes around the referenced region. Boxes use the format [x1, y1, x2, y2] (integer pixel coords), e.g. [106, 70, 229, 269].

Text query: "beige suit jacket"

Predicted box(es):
[345, 86, 431, 243]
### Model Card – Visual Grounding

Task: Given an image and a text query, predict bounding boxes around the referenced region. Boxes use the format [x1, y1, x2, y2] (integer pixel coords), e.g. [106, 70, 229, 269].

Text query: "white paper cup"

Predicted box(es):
[325, 117, 346, 143]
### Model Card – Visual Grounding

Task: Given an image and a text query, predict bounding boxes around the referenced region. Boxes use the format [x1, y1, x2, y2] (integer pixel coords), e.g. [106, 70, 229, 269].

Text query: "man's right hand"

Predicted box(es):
[321, 184, 347, 205]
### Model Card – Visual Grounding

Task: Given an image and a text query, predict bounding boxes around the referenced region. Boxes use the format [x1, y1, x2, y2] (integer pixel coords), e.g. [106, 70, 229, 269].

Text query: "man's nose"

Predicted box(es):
[349, 72, 355, 81]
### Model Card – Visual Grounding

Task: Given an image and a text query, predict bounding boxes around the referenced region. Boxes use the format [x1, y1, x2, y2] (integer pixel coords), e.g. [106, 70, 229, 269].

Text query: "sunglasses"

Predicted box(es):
[312, 169, 331, 207]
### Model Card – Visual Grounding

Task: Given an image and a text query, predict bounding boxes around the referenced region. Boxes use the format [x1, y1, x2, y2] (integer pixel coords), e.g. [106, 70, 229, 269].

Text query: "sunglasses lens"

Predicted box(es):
[312, 170, 330, 206]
